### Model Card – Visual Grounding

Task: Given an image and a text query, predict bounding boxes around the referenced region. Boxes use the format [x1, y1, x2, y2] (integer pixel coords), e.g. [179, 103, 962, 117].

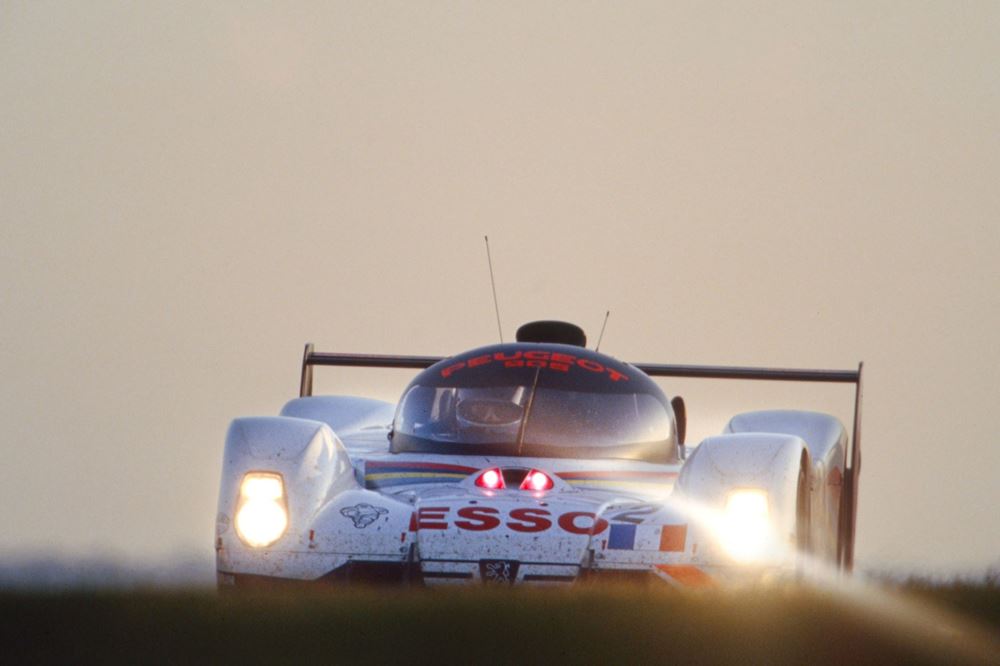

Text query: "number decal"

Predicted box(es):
[609, 504, 660, 524]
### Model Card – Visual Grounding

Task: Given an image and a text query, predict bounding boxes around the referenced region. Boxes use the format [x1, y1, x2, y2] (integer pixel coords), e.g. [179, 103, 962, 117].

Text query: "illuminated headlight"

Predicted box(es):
[235, 472, 288, 548]
[719, 489, 772, 564]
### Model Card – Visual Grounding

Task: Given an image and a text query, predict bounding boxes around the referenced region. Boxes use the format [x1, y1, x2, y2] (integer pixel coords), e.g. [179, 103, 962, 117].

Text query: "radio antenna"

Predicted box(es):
[484, 235, 504, 343]
[595, 310, 611, 351]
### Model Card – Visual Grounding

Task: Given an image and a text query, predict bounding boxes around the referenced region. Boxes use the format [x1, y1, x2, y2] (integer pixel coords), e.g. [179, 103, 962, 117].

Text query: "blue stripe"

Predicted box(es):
[365, 476, 463, 488]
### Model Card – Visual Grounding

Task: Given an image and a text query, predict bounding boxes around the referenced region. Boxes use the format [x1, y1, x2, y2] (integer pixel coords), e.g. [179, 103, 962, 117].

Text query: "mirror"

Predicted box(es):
[670, 396, 686, 445]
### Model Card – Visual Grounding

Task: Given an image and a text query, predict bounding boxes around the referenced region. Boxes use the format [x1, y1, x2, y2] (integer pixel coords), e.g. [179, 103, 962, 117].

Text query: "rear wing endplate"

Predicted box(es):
[299, 344, 863, 571]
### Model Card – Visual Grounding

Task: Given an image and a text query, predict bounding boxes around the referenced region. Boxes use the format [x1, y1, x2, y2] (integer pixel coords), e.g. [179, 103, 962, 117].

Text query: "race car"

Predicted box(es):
[216, 321, 862, 587]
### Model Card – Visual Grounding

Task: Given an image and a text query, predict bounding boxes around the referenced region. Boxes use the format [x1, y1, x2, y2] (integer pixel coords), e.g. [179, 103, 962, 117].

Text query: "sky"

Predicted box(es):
[1, 2, 998, 574]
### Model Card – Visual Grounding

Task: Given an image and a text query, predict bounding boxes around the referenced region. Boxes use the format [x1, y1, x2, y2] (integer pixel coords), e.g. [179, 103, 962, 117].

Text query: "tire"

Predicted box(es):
[795, 453, 812, 554]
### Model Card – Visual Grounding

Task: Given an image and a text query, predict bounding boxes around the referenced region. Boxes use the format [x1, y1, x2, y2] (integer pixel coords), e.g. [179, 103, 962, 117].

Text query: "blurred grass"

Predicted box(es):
[901, 577, 1000, 628]
[1, 583, 997, 664]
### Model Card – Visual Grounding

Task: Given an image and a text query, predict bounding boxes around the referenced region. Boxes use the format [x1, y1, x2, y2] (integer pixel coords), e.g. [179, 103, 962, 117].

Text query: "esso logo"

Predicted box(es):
[409, 506, 609, 535]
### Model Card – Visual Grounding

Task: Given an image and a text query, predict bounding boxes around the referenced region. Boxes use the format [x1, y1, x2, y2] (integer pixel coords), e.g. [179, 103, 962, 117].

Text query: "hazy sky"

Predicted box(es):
[2, 2, 998, 573]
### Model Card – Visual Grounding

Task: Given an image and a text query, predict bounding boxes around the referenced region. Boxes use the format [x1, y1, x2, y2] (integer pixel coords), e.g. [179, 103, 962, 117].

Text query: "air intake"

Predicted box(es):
[515, 321, 587, 347]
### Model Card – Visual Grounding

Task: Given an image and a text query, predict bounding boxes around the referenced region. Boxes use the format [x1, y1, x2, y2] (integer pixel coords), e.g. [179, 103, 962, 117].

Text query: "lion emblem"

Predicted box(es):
[340, 503, 389, 528]
[480, 559, 519, 584]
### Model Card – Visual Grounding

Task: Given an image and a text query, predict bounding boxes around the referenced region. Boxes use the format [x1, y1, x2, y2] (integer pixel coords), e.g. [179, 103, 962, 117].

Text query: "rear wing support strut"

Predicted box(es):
[299, 345, 863, 571]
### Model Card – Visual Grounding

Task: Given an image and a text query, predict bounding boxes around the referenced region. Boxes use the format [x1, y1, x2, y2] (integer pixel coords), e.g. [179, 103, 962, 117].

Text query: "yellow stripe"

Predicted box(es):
[365, 472, 469, 481]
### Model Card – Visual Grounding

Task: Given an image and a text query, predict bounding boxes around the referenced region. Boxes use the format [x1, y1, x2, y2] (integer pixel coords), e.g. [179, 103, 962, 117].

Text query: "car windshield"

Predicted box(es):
[390, 344, 677, 462]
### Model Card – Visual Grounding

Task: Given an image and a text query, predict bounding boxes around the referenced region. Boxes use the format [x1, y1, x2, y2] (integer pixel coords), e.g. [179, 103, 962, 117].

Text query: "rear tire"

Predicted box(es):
[795, 453, 812, 555]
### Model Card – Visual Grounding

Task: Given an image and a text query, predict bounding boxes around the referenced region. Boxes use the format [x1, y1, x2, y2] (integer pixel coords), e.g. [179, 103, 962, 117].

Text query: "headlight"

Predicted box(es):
[718, 489, 771, 563]
[235, 472, 288, 548]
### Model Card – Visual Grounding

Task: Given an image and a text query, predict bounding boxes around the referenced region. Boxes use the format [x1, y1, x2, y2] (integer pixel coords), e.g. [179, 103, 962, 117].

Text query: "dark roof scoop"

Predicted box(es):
[515, 321, 587, 347]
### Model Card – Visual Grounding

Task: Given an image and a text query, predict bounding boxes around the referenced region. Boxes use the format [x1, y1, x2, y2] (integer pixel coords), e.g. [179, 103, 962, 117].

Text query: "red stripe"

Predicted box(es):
[659, 525, 687, 552]
[655, 564, 714, 587]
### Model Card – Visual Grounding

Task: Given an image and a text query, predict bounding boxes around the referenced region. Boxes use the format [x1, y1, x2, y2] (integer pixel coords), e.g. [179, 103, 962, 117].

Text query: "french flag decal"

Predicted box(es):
[607, 523, 687, 551]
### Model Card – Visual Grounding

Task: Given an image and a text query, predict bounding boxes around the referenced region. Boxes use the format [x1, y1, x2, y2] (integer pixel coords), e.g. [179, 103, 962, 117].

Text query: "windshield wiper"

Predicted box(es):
[515, 366, 542, 456]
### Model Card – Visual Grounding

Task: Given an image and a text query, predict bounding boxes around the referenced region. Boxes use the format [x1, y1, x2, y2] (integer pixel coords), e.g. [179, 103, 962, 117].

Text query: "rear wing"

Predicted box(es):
[299, 344, 863, 571]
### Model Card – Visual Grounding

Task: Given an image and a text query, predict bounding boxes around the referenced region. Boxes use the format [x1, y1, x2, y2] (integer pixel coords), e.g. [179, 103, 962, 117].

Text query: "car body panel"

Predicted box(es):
[217, 337, 861, 587]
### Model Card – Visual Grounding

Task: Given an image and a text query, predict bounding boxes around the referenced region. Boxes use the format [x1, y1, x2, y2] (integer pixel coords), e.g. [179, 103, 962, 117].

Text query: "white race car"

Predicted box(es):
[216, 321, 862, 587]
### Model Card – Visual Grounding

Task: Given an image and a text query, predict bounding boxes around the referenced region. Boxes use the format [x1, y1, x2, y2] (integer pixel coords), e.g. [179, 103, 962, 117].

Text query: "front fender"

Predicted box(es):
[677, 433, 808, 554]
[216, 416, 358, 558]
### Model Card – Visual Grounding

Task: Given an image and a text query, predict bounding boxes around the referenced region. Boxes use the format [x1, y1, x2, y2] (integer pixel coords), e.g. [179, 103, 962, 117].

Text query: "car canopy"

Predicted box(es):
[390, 343, 678, 463]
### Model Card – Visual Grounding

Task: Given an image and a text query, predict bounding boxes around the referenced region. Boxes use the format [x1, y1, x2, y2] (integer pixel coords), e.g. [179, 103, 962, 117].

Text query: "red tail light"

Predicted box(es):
[520, 469, 554, 492]
[475, 468, 506, 490]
